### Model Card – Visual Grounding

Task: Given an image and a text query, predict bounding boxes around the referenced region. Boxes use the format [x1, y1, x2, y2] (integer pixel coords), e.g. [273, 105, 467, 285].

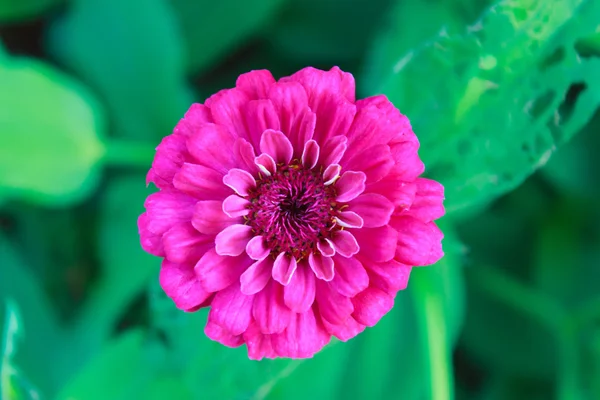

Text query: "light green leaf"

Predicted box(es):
[170, 0, 288, 73]
[46, 0, 193, 141]
[1, 301, 41, 400]
[370, 0, 600, 213]
[0, 236, 64, 396]
[0, 0, 64, 22]
[0, 55, 105, 206]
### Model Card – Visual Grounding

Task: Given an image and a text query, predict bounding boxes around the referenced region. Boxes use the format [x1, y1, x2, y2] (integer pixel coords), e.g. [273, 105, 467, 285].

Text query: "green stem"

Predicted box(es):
[102, 139, 156, 169]
[556, 323, 582, 400]
[412, 272, 454, 400]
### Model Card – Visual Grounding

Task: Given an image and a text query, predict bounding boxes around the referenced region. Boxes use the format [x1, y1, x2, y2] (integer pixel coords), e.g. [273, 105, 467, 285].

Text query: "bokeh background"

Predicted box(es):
[1, 0, 600, 398]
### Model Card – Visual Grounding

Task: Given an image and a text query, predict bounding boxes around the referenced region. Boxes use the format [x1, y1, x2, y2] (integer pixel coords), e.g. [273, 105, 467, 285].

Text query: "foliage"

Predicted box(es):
[0, 0, 599, 398]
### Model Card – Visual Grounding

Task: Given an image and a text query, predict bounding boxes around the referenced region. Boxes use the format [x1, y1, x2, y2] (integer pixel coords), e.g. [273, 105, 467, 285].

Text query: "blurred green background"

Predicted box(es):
[1, 0, 599, 398]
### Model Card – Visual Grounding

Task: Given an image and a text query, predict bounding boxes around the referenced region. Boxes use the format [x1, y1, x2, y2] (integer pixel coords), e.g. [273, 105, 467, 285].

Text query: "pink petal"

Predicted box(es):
[195, 249, 252, 292]
[344, 103, 404, 160]
[315, 280, 354, 325]
[317, 239, 335, 257]
[356, 95, 414, 142]
[366, 177, 416, 210]
[147, 133, 188, 189]
[215, 224, 254, 256]
[254, 153, 277, 176]
[163, 222, 213, 264]
[174, 103, 213, 137]
[173, 162, 232, 200]
[268, 81, 315, 155]
[192, 200, 240, 235]
[352, 225, 398, 262]
[144, 190, 196, 235]
[236, 70, 276, 99]
[323, 164, 341, 185]
[186, 123, 237, 174]
[351, 287, 394, 327]
[287, 67, 356, 143]
[389, 141, 425, 181]
[407, 178, 445, 222]
[245, 235, 270, 260]
[301, 139, 320, 169]
[322, 315, 365, 342]
[320, 135, 347, 167]
[259, 129, 293, 164]
[240, 257, 273, 295]
[273, 308, 330, 358]
[272, 252, 298, 285]
[159, 260, 211, 311]
[335, 171, 366, 202]
[204, 320, 243, 348]
[244, 322, 277, 360]
[207, 283, 254, 335]
[330, 255, 369, 297]
[234, 138, 259, 175]
[330, 66, 356, 102]
[391, 216, 444, 265]
[138, 213, 164, 257]
[222, 168, 256, 196]
[335, 211, 364, 228]
[206, 88, 250, 140]
[253, 280, 291, 334]
[361, 258, 412, 295]
[243, 100, 281, 149]
[342, 144, 394, 184]
[329, 230, 359, 257]
[308, 253, 334, 281]
[348, 193, 394, 228]
[222, 195, 250, 218]
[284, 263, 316, 312]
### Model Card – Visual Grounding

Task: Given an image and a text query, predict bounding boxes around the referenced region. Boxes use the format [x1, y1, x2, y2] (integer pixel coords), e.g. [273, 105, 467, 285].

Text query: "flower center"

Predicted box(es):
[246, 163, 337, 259]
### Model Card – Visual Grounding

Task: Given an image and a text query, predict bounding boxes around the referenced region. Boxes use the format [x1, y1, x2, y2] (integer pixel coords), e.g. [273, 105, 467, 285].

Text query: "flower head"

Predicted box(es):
[139, 67, 445, 359]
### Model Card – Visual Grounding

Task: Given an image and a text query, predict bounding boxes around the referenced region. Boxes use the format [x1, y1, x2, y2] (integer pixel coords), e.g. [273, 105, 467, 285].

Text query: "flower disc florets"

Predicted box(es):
[246, 162, 337, 260]
[139, 66, 445, 360]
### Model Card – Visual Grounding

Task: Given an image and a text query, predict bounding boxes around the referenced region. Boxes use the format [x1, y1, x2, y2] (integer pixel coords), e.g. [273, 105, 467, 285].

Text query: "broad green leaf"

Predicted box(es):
[370, 0, 600, 213]
[65, 174, 157, 363]
[0, 55, 105, 206]
[0, 236, 70, 396]
[1, 301, 41, 400]
[47, 0, 193, 141]
[363, 0, 491, 92]
[55, 330, 163, 400]
[0, 0, 63, 22]
[170, 0, 287, 73]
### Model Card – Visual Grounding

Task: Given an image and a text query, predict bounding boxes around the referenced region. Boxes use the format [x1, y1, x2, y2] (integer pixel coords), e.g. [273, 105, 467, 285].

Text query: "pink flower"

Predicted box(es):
[139, 67, 444, 359]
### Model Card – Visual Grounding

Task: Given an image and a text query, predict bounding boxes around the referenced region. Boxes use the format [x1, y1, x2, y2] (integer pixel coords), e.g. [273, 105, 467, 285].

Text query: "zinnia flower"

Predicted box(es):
[138, 67, 444, 359]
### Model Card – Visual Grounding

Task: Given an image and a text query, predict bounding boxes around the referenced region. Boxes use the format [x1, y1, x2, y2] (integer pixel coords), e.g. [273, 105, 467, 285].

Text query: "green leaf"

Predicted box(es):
[0, 55, 105, 206]
[369, 0, 600, 213]
[65, 174, 158, 363]
[0, 236, 63, 396]
[1, 300, 41, 400]
[46, 0, 193, 141]
[55, 330, 164, 400]
[170, 0, 288, 73]
[0, 0, 64, 22]
[363, 0, 491, 92]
